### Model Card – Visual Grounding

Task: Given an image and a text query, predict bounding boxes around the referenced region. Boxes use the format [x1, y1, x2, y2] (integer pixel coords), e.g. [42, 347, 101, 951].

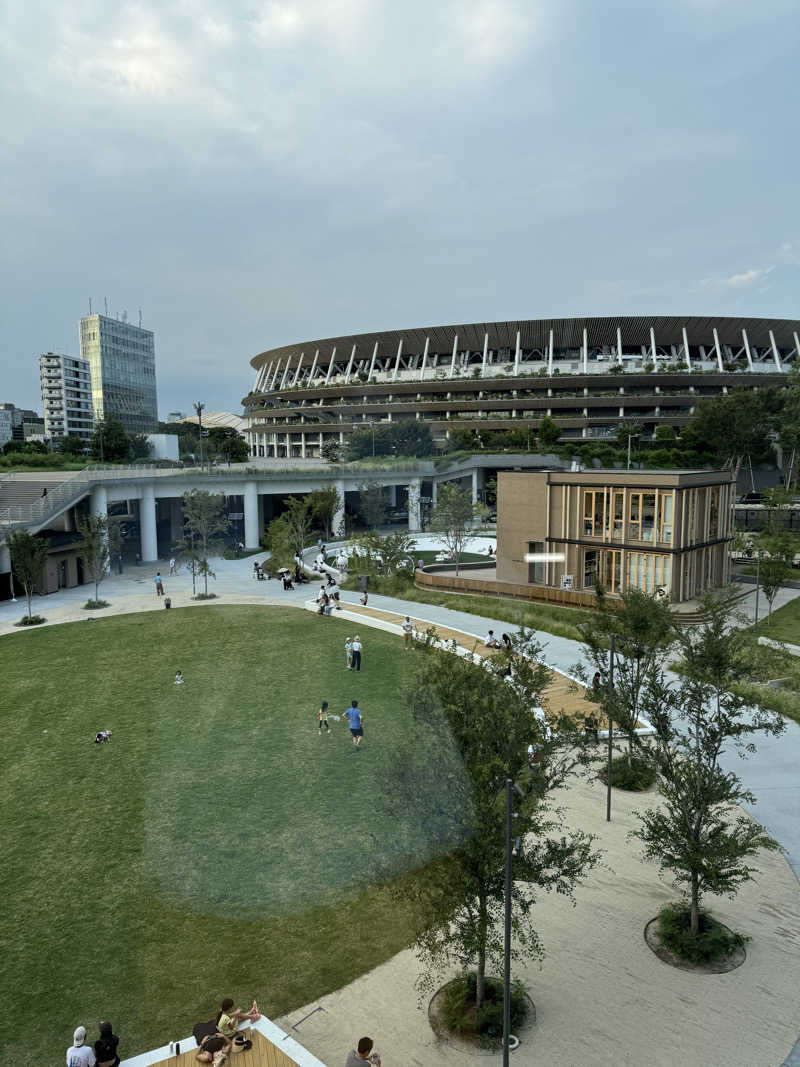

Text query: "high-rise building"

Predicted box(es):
[39, 353, 95, 441]
[79, 313, 158, 435]
[0, 403, 43, 441]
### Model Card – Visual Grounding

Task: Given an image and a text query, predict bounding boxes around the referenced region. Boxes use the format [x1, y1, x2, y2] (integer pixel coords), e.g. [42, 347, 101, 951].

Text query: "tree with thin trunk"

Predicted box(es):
[77, 514, 123, 606]
[576, 586, 675, 758]
[306, 487, 341, 540]
[181, 490, 230, 597]
[758, 557, 790, 623]
[6, 529, 50, 620]
[632, 591, 784, 938]
[427, 482, 475, 575]
[405, 628, 599, 1012]
[356, 482, 388, 530]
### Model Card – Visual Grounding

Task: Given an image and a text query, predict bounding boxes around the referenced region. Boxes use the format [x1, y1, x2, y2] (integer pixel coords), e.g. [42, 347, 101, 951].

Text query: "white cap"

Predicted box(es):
[74, 1027, 86, 1046]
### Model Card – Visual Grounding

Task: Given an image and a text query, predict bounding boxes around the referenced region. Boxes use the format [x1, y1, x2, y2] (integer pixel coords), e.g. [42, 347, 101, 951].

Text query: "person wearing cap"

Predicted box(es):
[67, 1026, 97, 1067]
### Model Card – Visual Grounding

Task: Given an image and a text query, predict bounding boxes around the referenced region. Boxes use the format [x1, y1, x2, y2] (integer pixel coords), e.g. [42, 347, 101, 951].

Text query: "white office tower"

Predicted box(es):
[39, 352, 95, 441]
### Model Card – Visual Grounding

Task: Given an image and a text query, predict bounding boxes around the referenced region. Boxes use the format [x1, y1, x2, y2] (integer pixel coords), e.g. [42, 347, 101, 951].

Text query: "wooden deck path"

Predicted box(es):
[157, 1030, 300, 1067]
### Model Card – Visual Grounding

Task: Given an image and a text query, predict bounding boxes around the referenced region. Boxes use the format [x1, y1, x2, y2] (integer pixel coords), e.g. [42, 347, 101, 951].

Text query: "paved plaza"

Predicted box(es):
[4, 550, 800, 1065]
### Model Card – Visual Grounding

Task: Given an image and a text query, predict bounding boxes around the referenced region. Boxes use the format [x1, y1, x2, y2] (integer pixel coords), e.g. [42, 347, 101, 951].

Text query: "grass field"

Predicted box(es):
[342, 572, 594, 641]
[0, 606, 470, 1065]
[752, 596, 800, 646]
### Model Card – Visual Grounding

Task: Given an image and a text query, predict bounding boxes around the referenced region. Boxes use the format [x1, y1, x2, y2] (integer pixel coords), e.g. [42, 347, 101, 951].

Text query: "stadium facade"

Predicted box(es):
[242, 316, 799, 459]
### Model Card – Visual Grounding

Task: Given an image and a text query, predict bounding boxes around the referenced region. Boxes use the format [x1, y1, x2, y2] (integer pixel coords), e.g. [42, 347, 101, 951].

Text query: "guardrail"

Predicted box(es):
[415, 567, 599, 607]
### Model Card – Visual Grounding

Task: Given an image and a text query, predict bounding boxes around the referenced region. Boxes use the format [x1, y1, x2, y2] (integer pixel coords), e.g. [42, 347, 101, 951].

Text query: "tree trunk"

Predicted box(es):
[26, 589, 33, 620]
[475, 896, 488, 1012]
[690, 873, 700, 937]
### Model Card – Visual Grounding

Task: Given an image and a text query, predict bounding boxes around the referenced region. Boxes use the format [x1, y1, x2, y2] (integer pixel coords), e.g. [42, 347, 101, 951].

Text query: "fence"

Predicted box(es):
[415, 567, 600, 608]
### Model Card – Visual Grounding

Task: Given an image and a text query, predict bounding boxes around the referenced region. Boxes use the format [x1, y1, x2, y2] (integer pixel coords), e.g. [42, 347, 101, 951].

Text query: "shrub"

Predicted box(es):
[192, 592, 218, 600]
[15, 615, 46, 626]
[599, 753, 656, 791]
[439, 973, 528, 1041]
[83, 599, 110, 610]
[657, 903, 747, 964]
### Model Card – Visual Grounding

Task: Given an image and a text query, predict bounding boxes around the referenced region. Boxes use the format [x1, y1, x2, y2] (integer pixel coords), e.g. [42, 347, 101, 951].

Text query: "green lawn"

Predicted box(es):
[412, 549, 490, 565]
[752, 595, 800, 646]
[343, 573, 595, 641]
[0, 606, 469, 1064]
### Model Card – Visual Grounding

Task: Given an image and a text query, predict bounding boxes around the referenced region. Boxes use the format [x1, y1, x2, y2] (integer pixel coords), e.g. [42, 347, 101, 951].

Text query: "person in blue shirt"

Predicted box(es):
[344, 700, 364, 749]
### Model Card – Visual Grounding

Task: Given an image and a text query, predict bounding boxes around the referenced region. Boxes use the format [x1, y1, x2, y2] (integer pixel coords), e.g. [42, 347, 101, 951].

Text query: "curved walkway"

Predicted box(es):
[2, 555, 799, 1066]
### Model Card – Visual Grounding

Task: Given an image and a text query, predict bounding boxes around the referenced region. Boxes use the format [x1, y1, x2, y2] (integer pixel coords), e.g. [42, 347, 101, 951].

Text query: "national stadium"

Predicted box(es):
[242, 315, 799, 459]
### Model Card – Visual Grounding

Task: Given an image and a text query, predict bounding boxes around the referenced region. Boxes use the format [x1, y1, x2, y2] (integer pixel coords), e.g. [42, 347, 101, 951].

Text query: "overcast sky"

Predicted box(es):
[2, 0, 798, 418]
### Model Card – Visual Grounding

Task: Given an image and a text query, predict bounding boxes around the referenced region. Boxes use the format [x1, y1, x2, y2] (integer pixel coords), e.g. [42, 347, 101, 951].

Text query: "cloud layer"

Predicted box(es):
[1, 0, 798, 413]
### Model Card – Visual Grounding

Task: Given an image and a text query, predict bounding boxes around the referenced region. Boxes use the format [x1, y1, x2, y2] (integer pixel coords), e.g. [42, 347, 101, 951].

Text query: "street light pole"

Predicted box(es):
[626, 433, 639, 470]
[503, 779, 514, 1067]
[607, 634, 615, 822]
[754, 552, 761, 625]
[194, 402, 205, 470]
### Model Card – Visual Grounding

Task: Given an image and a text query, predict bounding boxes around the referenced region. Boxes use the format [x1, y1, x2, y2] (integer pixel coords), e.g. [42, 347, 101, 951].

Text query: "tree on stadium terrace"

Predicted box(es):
[537, 415, 561, 450]
[76, 513, 124, 608]
[404, 627, 599, 1016]
[778, 365, 800, 487]
[207, 426, 249, 464]
[681, 386, 783, 465]
[634, 591, 784, 950]
[427, 482, 476, 575]
[181, 489, 230, 598]
[90, 417, 133, 463]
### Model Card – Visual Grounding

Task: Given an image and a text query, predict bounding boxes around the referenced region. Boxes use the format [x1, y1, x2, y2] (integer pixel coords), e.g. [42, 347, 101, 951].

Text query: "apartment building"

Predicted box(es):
[39, 352, 95, 441]
[496, 468, 737, 603]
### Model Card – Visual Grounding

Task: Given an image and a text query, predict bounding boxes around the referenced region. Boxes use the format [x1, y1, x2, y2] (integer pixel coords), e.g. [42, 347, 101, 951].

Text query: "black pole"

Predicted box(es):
[503, 778, 512, 1067]
[606, 634, 615, 822]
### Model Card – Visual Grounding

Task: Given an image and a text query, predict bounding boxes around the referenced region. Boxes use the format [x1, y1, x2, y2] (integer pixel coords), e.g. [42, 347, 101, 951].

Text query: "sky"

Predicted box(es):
[2, 0, 798, 418]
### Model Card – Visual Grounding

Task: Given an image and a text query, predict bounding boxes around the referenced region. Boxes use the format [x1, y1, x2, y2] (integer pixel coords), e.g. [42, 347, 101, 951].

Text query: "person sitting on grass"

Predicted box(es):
[484, 630, 501, 648]
[94, 730, 112, 744]
[215, 998, 260, 1039]
[175, 671, 185, 686]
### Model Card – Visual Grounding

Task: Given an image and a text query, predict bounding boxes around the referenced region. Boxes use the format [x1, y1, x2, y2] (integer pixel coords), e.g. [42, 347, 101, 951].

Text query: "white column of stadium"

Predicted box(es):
[742, 329, 754, 370]
[449, 334, 459, 378]
[514, 331, 521, 375]
[769, 331, 783, 372]
[682, 327, 691, 370]
[279, 358, 292, 389]
[344, 345, 357, 384]
[325, 346, 337, 384]
[616, 327, 623, 367]
[292, 353, 304, 386]
[481, 333, 489, 376]
[368, 342, 379, 382]
[419, 337, 430, 381]
[712, 329, 724, 372]
[583, 328, 589, 373]
[650, 328, 658, 368]
[269, 359, 282, 390]
[392, 339, 403, 381]
[307, 349, 319, 384]
[548, 330, 554, 375]
[795, 333, 800, 361]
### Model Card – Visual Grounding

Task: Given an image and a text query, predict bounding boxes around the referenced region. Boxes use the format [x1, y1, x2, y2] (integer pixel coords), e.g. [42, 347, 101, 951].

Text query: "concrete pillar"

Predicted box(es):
[140, 484, 158, 562]
[90, 486, 107, 517]
[408, 478, 422, 532]
[471, 468, 480, 504]
[244, 481, 259, 549]
[431, 480, 438, 505]
[333, 480, 346, 538]
[388, 484, 397, 507]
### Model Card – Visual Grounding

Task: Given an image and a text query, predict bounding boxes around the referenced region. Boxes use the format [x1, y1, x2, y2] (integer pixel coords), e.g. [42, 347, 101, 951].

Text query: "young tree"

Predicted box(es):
[321, 440, 342, 464]
[537, 415, 561, 449]
[306, 487, 342, 540]
[76, 514, 123, 605]
[406, 629, 599, 1011]
[759, 556, 790, 623]
[633, 592, 785, 938]
[181, 490, 230, 596]
[6, 529, 50, 620]
[263, 514, 295, 572]
[391, 419, 434, 458]
[282, 496, 313, 555]
[427, 482, 475, 575]
[577, 587, 675, 758]
[175, 528, 201, 596]
[207, 426, 249, 463]
[357, 482, 388, 529]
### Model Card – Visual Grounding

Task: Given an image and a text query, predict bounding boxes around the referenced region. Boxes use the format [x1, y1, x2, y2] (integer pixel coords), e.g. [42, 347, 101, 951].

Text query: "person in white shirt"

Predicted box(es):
[345, 638, 353, 669]
[402, 616, 414, 650]
[351, 636, 363, 671]
[485, 630, 501, 648]
[169, 557, 176, 576]
[67, 1026, 96, 1067]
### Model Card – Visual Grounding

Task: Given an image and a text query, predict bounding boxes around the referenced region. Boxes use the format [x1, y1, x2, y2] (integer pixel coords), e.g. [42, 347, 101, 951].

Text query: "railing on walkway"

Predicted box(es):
[415, 567, 600, 608]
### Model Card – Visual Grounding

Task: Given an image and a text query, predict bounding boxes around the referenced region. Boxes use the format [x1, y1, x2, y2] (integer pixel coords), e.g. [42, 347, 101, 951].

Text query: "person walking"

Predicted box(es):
[169, 557, 176, 576]
[67, 1027, 96, 1067]
[345, 637, 353, 669]
[345, 1036, 381, 1065]
[402, 616, 413, 650]
[344, 700, 364, 749]
[351, 635, 362, 671]
[318, 701, 331, 736]
[154, 572, 164, 596]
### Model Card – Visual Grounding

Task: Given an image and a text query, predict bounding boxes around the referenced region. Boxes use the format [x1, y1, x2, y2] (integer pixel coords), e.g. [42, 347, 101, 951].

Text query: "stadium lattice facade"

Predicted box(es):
[242, 316, 799, 459]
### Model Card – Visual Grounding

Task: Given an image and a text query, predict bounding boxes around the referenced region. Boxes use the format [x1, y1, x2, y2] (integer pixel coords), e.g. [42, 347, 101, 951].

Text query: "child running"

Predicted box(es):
[318, 701, 331, 736]
[344, 700, 364, 749]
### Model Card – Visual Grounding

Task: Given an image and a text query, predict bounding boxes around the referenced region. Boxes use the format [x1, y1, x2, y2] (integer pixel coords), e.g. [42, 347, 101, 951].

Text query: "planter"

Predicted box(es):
[428, 976, 536, 1054]
[644, 916, 746, 974]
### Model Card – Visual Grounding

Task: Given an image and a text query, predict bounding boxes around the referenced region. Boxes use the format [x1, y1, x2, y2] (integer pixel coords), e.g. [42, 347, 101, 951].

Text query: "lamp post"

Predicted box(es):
[194, 402, 205, 470]
[606, 633, 615, 822]
[626, 433, 640, 470]
[754, 551, 761, 625]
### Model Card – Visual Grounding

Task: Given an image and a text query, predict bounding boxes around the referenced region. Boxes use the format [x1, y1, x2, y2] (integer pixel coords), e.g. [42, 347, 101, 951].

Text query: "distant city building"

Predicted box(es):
[167, 411, 185, 423]
[39, 353, 94, 442]
[0, 408, 13, 448]
[0, 403, 43, 442]
[79, 313, 158, 435]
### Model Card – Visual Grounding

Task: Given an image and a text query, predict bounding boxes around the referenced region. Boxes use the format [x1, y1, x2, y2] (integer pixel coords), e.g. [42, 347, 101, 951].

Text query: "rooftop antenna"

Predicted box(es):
[122, 309, 127, 323]
[89, 297, 92, 314]
[104, 297, 108, 316]
[138, 309, 142, 328]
